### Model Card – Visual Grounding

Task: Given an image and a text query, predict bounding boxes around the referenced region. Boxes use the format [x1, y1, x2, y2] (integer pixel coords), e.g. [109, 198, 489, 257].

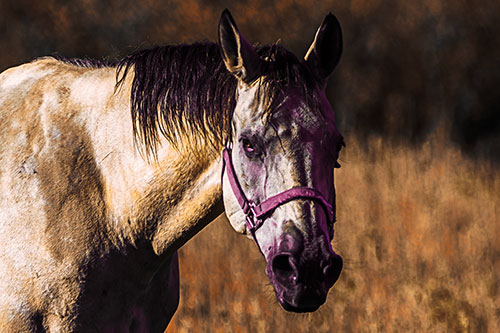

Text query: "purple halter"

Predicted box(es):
[222, 147, 335, 239]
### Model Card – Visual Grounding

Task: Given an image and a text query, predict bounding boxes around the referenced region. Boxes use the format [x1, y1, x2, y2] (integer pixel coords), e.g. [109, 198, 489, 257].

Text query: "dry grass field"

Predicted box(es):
[167, 133, 500, 332]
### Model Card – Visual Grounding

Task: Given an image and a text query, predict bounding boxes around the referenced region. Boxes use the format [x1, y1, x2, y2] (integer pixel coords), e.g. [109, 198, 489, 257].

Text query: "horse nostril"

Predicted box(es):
[323, 255, 343, 288]
[272, 254, 298, 285]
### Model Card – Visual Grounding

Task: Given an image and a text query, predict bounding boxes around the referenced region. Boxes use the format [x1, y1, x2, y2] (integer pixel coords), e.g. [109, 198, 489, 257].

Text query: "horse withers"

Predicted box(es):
[0, 9, 344, 332]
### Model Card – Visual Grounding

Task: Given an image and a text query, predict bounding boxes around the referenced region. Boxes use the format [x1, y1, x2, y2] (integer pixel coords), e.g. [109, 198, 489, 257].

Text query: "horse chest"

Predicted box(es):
[86, 251, 180, 331]
[45, 251, 179, 332]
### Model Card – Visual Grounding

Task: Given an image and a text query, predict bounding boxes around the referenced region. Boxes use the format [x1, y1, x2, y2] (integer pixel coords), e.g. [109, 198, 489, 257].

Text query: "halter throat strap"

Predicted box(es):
[222, 147, 335, 236]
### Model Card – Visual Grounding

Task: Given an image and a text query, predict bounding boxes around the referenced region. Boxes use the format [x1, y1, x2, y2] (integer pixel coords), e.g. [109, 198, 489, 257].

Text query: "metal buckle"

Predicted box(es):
[245, 202, 259, 232]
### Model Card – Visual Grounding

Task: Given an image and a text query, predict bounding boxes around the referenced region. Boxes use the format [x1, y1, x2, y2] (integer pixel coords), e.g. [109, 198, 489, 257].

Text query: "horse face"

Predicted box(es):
[219, 10, 344, 312]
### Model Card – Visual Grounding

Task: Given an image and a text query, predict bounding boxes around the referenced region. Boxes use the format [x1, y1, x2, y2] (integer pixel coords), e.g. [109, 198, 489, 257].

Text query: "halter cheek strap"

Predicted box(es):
[222, 147, 335, 239]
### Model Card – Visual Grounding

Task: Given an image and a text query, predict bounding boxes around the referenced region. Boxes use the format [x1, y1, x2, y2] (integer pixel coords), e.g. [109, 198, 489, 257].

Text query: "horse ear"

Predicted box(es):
[304, 13, 343, 82]
[218, 9, 262, 84]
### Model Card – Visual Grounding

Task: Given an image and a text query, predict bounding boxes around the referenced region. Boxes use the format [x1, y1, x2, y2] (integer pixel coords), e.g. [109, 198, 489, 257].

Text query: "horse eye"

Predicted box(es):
[242, 139, 255, 153]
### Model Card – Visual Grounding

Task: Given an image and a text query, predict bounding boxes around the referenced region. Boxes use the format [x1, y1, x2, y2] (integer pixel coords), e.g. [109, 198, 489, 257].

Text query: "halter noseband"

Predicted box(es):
[222, 147, 335, 240]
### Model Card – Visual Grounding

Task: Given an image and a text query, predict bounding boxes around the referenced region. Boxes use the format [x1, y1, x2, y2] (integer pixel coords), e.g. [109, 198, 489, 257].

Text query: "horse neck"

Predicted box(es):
[94, 75, 224, 258]
[148, 146, 225, 257]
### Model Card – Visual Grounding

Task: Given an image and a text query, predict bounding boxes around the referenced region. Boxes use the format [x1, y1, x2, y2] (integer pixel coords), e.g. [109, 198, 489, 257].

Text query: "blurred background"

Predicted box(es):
[1, 0, 499, 331]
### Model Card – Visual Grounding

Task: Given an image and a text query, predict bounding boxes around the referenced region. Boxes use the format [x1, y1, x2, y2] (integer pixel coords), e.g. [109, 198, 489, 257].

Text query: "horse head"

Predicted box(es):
[219, 9, 344, 312]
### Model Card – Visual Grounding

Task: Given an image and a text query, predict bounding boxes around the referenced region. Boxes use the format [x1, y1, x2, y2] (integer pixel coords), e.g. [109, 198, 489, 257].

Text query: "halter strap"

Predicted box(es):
[222, 147, 335, 237]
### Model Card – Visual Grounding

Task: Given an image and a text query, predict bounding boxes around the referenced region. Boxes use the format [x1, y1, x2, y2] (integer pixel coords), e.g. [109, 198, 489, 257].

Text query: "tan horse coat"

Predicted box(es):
[0, 58, 223, 331]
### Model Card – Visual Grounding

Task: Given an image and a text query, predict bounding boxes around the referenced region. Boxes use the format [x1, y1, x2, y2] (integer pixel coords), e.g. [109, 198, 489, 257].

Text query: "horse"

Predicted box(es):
[0, 9, 344, 332]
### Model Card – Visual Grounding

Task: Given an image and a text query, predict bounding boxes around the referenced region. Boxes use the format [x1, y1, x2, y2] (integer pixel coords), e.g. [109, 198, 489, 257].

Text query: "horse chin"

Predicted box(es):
[273, 284, 327, 313]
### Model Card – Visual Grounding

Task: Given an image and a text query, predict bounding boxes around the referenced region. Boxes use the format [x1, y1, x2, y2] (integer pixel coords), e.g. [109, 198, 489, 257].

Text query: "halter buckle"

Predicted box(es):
[245, 202, 260, 232]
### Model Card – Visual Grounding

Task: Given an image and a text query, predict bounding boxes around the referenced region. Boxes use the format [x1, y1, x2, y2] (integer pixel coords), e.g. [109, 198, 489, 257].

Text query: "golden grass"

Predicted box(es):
[167, 134, 500, 332]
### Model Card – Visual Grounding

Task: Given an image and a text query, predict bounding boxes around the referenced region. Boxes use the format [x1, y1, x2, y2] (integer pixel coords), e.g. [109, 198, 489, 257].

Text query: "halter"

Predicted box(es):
[222, 146, 336, 241]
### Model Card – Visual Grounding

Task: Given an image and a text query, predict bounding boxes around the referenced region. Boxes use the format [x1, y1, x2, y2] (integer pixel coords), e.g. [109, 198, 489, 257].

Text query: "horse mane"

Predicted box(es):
[116, 42, 236, 157]
[50, 54, 117, 68]
[52, 42, 320, 157]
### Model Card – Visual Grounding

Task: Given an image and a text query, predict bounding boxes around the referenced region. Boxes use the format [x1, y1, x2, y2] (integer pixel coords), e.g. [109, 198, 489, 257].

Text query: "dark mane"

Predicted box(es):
[50, 54, 117, 68]
[116, 42, 237, 156]
[52, 42, 320, 156]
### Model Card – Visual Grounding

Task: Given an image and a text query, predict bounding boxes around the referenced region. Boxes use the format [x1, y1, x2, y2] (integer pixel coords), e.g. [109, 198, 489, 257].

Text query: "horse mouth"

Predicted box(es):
[277, 291, 326, 313]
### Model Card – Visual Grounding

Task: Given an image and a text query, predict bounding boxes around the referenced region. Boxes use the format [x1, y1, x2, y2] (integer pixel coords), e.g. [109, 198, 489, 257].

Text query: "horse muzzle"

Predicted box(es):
[265, 232, 343, 313]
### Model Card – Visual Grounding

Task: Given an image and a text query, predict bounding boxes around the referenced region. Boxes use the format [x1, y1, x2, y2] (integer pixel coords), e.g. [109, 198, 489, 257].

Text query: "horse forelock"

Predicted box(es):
[253, 44, 322, 117]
